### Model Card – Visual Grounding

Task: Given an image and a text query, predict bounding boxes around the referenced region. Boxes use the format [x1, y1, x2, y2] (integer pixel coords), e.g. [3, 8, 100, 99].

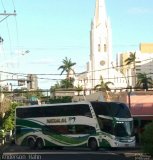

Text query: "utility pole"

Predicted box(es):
[0, 9, 16, 85]
[0, 11, 16, 23]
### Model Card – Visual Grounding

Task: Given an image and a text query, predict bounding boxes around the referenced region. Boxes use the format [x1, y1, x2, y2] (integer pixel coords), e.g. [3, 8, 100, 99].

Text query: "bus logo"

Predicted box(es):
[46, 118, 67, 123]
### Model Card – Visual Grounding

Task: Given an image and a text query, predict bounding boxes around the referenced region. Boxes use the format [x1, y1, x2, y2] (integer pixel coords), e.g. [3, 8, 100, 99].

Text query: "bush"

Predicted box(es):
[48, 96, 72, 104]
[2, 102, 20, 131]
[141, 122, 153, 156]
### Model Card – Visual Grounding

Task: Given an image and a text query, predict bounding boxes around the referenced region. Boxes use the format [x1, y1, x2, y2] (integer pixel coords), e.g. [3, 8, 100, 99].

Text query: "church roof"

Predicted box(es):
[94, 0, 107, 27]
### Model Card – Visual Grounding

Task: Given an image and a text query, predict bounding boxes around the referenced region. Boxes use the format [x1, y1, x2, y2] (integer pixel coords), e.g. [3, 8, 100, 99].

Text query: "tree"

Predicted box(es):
[124, 52, 136, 86]
[0, 94, 11, 118]
[58, 57, 76, 78]
[2, 102, 21, 131]
[50, 82, 61, 92]
[124, 52, 136, 66]
[94, 76, 114, 92]
[136, 73, 153, 91]
[49, 96, 72, 104]
[141, 122, 153, 156]
[60, 78, 74, 89]
[75, 84, 83, 96]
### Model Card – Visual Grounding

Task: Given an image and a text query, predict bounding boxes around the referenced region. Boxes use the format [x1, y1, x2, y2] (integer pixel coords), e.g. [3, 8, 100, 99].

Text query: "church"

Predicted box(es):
[75, 0, 127, 94]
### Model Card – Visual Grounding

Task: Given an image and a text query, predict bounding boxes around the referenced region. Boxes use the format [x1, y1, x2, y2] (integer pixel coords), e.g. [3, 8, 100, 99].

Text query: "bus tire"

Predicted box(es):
[27, 138, 36, 149]
[88, 138, 98, 151]
[36, 138, 44, 149]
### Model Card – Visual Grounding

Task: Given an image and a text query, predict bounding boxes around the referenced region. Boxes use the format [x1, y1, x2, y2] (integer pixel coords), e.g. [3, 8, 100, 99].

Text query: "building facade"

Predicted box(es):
[75, 0, 127, 93]
[27, 74, 38, 90]
[117, 43, 153, 88]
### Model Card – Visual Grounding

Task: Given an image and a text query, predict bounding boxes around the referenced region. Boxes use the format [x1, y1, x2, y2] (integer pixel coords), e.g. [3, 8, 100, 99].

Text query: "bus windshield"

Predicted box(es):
[91, 102, 131, 118]
[114, 121, 134, 137]
[97, 116, 134, 137]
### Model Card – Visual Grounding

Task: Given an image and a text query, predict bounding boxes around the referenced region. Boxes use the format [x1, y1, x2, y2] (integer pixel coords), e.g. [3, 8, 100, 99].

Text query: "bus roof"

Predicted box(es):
[16, 101, 92, 108]
[16, 101, 128, 109]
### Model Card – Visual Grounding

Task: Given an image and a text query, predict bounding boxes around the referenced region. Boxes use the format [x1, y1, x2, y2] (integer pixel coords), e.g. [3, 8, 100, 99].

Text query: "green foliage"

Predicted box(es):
[2, 102, 21, 131]
[58, 57, 76, 78]
[48, 96, 72, 104]
[60, 78, 74, 89]
[136, 73, 153, 90]
[124, 52, 136, 66]
[94, 76, 114, 92]
[75, 84, 83, 96]
[2, 117, 13, 131]
[141, 122, 153, 156]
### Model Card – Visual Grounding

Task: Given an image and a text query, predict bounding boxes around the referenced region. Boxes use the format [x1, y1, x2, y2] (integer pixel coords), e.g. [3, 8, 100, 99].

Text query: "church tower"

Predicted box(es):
[89, 0, 112, 88]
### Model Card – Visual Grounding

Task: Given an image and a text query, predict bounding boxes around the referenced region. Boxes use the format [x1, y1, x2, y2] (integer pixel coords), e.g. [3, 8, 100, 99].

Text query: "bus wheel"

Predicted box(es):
[28, 138, 36, 149]
[88, 138, 98, 151]
[36, 139, 44, 149]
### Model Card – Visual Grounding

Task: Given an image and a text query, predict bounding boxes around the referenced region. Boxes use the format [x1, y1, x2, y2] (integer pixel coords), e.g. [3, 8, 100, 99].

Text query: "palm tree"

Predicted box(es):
[60, 78, 74, 89]
[58, 57, 76, 78]
[124, 52, 136, 86]
[94, 76, 114, 92]
[75, 84, 83, 96]
[136, 73, 153, 91]
[124, 52, 136, 66]
[50, 81, 61, 92]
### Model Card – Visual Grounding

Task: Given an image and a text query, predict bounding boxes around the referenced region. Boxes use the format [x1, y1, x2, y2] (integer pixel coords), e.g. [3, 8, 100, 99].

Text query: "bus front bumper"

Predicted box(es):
[112, 140, 136, 148]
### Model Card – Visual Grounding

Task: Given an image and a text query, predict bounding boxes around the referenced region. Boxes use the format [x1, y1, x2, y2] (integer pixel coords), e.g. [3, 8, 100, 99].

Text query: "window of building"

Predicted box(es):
[104, 44, 107, 52]
[98, 44, 101, 52]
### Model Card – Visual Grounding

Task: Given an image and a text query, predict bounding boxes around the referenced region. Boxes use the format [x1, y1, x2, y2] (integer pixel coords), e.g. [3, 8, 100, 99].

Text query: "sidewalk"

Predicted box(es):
[0, 142, 10, 154]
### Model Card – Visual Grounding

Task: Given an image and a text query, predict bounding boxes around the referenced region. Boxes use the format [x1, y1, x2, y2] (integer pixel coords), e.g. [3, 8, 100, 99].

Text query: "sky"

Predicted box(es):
[0, 0, 153, 90]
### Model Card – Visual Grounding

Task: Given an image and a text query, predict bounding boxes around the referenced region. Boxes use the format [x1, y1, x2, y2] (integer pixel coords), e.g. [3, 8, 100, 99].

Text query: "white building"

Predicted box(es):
[27, 74, 38, 90]
[75, 0, 127, 94]
[117, 43, 153, 88]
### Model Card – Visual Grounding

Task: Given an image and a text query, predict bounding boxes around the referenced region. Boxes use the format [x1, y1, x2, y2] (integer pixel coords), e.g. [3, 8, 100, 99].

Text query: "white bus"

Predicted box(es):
[15, 101, 135, 150]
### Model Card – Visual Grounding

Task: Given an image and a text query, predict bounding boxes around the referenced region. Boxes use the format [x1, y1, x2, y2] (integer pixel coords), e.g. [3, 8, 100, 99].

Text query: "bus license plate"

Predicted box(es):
[125, 144, 129, 147]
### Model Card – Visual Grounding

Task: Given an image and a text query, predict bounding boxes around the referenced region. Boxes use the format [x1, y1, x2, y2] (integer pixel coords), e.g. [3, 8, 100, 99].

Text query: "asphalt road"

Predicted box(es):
[0, 144, 146, 160]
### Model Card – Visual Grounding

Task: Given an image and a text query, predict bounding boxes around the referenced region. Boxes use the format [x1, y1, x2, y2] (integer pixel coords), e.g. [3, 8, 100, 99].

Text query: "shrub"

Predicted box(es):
[141, 122, 153, 156]
[2, 102, 20, 131]
[48, 96, 72, 104]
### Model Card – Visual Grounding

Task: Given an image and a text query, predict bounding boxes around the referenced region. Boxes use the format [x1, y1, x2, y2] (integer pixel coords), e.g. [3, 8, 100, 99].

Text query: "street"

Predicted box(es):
[0, 144, 146, 160]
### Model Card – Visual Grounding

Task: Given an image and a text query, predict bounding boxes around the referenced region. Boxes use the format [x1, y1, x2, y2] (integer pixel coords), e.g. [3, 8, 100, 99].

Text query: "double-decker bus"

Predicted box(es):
[15, 101, 135, 150]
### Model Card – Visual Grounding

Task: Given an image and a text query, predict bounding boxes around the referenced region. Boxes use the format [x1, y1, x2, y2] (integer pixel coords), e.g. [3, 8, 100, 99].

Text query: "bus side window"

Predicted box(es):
[79, 105, 92, 118]
[99, 118, 113, 134]
[75, 125, 96, 134]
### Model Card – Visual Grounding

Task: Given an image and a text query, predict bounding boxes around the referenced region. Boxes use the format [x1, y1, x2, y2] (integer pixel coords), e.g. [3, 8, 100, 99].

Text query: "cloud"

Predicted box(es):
[128, 7, 153, 14]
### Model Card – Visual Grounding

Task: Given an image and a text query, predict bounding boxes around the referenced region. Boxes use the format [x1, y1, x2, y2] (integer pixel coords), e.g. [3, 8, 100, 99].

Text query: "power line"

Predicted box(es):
[0, 56, 153, 76]
[0, 57, 153, 82]
[1, 71, 153, 83]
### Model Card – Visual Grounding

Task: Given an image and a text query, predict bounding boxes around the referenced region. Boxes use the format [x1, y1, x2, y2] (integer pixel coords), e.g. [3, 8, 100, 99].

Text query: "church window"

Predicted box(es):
[98, 44, 101, 52]
[104, 44, 107, 52]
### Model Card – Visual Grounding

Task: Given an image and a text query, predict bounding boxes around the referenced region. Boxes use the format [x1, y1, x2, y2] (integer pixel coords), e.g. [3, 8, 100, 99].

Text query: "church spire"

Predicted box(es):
[94, 0, 107, 27]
